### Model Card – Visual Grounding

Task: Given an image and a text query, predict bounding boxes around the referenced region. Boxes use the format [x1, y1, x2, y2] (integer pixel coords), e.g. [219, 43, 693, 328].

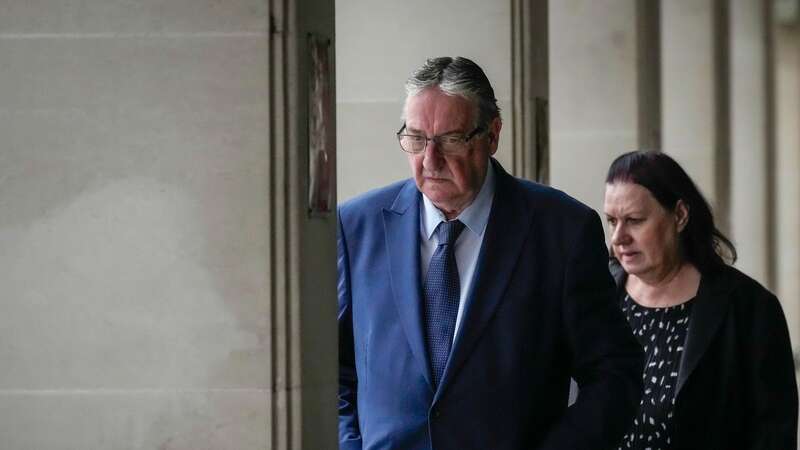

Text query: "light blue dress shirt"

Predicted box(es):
[420, 161, 495, 343]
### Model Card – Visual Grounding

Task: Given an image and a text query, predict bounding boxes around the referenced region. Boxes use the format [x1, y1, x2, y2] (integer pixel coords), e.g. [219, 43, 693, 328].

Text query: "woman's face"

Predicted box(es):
[603, 182, 687, 281]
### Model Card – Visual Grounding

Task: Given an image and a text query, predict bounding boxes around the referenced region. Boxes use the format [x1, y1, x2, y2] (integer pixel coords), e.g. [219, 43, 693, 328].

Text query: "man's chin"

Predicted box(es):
[420, 187, 454, 203]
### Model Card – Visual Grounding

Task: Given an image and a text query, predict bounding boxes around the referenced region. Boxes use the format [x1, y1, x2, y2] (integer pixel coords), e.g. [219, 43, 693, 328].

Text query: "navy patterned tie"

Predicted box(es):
[424, 219, 466, 388]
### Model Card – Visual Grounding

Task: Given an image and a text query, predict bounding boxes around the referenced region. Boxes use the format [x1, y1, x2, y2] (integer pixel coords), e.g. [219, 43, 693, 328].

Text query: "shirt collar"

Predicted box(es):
[421, 160, 496, 240]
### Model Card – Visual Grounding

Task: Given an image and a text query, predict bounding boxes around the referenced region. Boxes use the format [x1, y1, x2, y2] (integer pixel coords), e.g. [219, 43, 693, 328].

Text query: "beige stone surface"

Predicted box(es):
[661, 0, 719, 204]
[0, 390, 269, 450]
[336, 101, 410, 200]
[0, 175, 270, 389]
[0, 35, 272, 388]
[549, 0, 639, 215]
[774, 26, 800, 355]
[335, 0, 512, 103]
[729, 0, 769, 285]
[0, 7, 274, 449]
[0, 0, 268, 34]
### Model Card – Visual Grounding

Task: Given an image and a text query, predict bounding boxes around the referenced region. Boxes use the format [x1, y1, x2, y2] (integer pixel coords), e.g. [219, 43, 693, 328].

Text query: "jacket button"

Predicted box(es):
[433, 409, 441, 418]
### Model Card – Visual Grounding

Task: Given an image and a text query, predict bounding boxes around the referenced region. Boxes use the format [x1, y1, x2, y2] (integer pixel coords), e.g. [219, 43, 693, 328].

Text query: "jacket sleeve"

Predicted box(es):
[538, 211, 644, 449]
[337, 210, 362, 450]
[747, 291, 798, 449]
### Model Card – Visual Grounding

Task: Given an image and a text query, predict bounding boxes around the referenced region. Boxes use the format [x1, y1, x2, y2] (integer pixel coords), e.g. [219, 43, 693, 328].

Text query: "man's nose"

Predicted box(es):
[422, 139, 445, 169]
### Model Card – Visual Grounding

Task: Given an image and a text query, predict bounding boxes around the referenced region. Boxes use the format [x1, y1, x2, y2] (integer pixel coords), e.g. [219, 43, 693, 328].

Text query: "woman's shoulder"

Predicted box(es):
[711, 265, 771, 294]
[705, 265, 783, 315]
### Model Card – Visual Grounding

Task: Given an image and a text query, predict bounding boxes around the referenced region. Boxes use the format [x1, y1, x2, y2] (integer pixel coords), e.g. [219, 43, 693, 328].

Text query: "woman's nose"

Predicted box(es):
[611, 224, 629, 245]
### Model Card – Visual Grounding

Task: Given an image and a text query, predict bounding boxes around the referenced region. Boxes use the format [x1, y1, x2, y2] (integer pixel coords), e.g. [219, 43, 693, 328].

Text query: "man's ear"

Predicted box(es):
[488, 117, 502, 155]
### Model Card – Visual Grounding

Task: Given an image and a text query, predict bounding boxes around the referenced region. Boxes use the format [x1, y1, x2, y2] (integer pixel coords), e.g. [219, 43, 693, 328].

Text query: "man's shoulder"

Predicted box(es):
[508, 176, 596, 219]
[339, 178, 415, 221]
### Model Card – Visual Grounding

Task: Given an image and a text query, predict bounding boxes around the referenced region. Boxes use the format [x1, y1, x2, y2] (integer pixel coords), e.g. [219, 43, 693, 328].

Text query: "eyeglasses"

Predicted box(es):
[396, 124, 485, 155]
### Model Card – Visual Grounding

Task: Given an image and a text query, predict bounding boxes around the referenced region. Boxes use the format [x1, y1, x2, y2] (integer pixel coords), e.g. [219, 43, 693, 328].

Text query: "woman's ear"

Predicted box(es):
[675, 200, 690, 232]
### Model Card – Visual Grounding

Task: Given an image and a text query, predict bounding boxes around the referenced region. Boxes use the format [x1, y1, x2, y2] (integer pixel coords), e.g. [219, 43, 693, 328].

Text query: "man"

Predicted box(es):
[338, 57, 643, 450]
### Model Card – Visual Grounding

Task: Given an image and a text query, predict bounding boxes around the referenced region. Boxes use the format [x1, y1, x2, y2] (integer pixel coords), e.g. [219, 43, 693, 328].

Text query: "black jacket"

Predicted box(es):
[612, 262, 798, 449]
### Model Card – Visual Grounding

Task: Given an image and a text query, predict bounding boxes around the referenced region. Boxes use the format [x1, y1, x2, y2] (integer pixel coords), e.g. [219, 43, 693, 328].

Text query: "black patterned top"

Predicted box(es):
[617, 293, 694, 450]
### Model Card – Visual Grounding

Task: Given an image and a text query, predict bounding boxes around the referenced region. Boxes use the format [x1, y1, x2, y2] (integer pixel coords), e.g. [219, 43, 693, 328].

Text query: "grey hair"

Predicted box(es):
[402, 56, 501, 129]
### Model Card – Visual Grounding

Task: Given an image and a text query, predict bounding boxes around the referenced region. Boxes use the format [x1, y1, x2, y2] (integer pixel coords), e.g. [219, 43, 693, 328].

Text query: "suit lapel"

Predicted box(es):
[436, 161, 533, 400]
[383, 181, 434, 392]
[676, 269, 731, 395]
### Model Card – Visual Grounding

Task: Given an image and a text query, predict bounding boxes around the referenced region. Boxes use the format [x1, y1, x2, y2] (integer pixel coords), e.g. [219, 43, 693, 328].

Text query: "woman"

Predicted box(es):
[604, 150, 797, 449]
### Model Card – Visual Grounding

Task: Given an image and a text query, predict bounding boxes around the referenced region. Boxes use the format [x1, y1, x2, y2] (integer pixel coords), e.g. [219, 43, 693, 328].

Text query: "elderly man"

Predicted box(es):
[337, 57, 643, 450]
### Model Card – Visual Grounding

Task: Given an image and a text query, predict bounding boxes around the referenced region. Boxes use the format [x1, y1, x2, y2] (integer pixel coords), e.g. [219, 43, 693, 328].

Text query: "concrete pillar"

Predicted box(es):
[0, 0, 337, 448]
[773, 21, 800, 362]
[272, 1, 338, 448]
[637, 0, 662, 151]
[511, 0, 549, 181]
[549, 0, 641, 214]
[661, 0, 727, 217]
[729, 0, 771, 285]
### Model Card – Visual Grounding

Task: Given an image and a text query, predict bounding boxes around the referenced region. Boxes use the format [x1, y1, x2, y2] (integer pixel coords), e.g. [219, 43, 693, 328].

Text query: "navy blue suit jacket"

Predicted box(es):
[338, 160, 643, 450]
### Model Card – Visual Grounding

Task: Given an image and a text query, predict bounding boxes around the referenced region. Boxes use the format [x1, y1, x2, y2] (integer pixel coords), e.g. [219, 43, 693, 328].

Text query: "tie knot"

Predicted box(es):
[435, 220, 465, 246]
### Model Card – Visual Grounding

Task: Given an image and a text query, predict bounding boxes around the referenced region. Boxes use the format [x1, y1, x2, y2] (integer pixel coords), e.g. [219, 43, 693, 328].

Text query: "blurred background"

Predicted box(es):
[0, 0, 797, 448]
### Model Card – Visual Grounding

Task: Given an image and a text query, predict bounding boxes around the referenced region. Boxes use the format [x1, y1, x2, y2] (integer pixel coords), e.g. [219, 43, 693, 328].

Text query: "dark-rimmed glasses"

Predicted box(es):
[396, 124, 485, 155]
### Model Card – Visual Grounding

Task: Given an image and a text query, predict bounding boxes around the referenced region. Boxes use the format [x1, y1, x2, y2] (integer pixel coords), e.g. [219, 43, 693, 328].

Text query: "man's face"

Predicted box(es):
[403, 87, 501, 219]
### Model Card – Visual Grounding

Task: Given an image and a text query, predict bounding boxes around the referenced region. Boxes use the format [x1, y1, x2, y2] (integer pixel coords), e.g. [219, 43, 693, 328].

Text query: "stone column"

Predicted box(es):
[772, 15, 800, 363]
[661, 0, 728, 219]
[270, 0, 338, 448]
[637, 0, 662, 151]
[0, 0, 336, 448]
[728, 0, 771, 285]
[549, 0, 641, 214]
[511, 0, 549, 181]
